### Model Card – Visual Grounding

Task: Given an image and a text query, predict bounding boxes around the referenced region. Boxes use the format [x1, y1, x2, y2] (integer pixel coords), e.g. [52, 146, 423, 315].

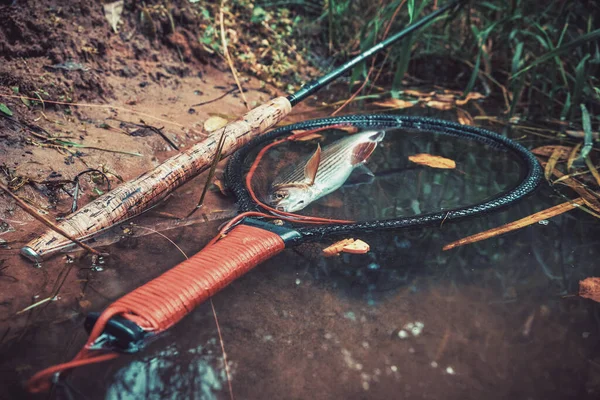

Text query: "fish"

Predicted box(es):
[267, 130, 385, 212]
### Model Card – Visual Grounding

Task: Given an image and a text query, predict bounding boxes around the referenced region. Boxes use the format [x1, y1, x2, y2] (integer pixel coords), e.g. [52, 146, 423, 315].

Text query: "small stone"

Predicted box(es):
[445, 366, 455, 375]
[295, 279, 301, 285]
[390, 365, 398, 372]
[362, 381, 370, 391]
[397, 330, 409, 339]
[430, 361, 438, 368]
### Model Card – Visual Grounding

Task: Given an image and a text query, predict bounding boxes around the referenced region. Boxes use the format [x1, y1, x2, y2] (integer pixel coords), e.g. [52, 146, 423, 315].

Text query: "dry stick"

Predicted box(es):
[219, 7, 249, 111]
[186, 128, 228, 218]
[0, 182, 103, 257]
[443, 198, 585, 251]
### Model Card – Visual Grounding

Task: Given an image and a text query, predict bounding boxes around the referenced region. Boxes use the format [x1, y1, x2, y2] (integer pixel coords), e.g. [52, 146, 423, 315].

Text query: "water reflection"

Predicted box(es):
[105, 339, 228, 400]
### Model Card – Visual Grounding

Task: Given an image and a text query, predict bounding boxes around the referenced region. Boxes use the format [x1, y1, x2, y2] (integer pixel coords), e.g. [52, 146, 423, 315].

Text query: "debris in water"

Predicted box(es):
[579, 277, 600, 303]
[408, 153, 456, 169]
[322, 238, 370, 257]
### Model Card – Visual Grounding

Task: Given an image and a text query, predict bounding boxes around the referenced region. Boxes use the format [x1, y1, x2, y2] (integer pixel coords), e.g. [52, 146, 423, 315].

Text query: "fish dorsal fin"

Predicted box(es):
[304, 143, 321, 185]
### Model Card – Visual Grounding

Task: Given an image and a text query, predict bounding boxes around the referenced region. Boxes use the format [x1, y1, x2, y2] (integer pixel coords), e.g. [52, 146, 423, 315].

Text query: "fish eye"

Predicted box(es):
[275, 193, 284, 199]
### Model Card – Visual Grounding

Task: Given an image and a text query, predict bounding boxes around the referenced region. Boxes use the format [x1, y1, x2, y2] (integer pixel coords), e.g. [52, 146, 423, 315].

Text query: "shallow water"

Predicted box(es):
[2, 115, 600, 400]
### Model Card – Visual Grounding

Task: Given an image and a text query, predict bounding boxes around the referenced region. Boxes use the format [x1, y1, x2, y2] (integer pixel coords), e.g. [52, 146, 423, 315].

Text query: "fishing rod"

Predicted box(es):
[21, 0, 465, 262]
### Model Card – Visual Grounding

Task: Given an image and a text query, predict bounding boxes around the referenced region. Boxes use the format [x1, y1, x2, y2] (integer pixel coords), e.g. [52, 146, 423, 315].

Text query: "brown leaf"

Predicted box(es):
[455, 92, 486, 106]
[212, 178, 229, 196]
[567, 143, 582, 171]
[544, 147, 563, 180]
[456, 108, 474, 125]
[403, 89, 436, 98]
[372, 98, 416, 109]
[409, 153, 456, 169]
[293, 133, 323, 141]
[432, 93, 456, 102]
[426, 100, 454, 111]
[579, 277, 600, 303]
[322, 238, 370, 257]
[531, 145, 572, 159]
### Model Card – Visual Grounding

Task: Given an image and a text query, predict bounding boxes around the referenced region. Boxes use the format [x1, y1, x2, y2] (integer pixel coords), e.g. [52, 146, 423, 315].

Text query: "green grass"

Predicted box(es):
[290, 0, 599, 126]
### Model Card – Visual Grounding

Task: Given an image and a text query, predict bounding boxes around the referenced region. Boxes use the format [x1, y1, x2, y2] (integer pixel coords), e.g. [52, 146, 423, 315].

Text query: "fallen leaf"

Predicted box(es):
[426, 100, 454, 110]
[456, 108, 473, 125]
[409, 153, 456, 169]
[0, 103, 13, 116]
[204, 116, 228, 133]
[322, 238, 370, 257]
[544, 147, 563, 180]
[372, 98, 416, 109]
[456, 92, 485, 106]
[293, 133, 323, 141]
[432, 93, 456, 102]
[566, 143, 582, 171]
[103, 0, 124, 33]
[342, 239, 370, 254]
[565, 130, 599, 140]
[579, 277, 600, 303]
[531, 145, 572, 159]
[403, 89, 436, 98]
[212, 178, 229, 196]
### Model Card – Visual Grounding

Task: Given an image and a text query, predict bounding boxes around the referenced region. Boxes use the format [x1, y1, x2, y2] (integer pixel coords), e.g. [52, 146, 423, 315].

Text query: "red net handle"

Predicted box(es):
[113, 223, 286, 332]
[27, 223, 285, 393]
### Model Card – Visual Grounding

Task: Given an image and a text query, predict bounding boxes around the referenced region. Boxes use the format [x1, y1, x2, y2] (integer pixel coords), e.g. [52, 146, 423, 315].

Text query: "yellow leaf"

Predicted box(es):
[579, 277, 600, 303]
[204, 116, 228, 133]
[456, 108, 473, 125]
[408, 153, 456, 169]
[372, 98, 416, 109]
[322, 238, 370, 256]
[426, 100, 454, 110]
[531, 145, 572, 159]
[455, 92, 485, 106]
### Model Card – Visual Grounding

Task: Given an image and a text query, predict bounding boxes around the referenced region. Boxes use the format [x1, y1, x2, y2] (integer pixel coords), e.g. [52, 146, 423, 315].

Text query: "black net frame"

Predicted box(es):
[225, 115, 543, 240]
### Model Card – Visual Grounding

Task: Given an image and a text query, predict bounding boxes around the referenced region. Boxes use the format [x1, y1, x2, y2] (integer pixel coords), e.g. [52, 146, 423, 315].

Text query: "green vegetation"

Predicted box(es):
[193, 0, 598, 126]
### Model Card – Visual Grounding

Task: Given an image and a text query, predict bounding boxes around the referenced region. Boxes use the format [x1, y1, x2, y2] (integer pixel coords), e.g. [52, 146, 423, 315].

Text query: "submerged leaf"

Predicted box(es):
[104, 0, 124, 33]
[409, 154, 456, 169]
[579, 277, 600, 303]
[372, 98, 416, 109]
[426, 100, 454, 110]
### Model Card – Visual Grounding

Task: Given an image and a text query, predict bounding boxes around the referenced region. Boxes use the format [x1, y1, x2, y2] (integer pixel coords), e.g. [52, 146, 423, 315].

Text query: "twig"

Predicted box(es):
[191, 87, 240, 108]
[0, 182, 103, 256]
[185, 128, 228, 218]
[219, 6, 249, 111]
[443, 198, 585, 251]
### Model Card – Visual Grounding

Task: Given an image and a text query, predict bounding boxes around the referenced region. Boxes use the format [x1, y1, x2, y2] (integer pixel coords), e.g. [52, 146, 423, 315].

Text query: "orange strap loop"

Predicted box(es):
[27, 224, 285, 393]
